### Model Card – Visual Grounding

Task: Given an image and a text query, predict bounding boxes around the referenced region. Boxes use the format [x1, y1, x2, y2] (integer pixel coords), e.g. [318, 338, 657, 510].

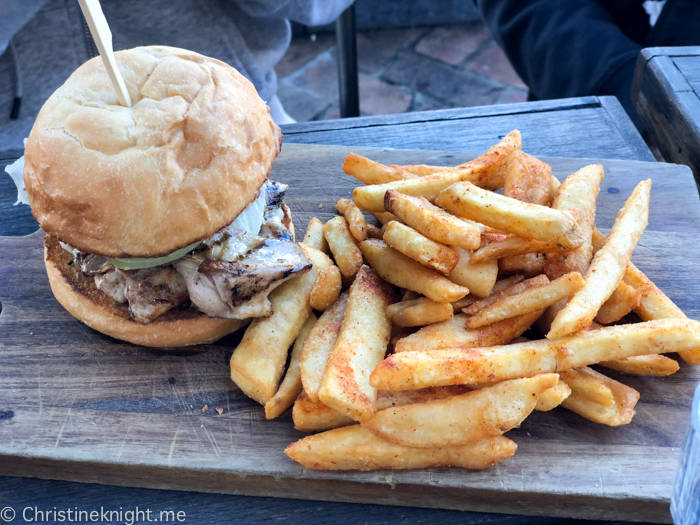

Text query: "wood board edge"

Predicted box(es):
[0, 457, 672, 524]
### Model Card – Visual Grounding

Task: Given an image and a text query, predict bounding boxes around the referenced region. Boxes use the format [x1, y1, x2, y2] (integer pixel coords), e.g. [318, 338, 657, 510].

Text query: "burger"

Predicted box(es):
[22, 46, 311, 348]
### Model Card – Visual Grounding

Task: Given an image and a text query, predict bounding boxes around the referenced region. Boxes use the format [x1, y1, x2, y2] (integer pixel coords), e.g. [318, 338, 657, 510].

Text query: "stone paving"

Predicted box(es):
[275, 21, 528, 122]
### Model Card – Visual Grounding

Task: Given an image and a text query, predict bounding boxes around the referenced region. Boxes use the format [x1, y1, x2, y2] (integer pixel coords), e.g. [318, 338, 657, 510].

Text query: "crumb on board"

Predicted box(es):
[216, 407, 224, 415]
[202, 404, 209, 413]
[319, 203, 323, 209]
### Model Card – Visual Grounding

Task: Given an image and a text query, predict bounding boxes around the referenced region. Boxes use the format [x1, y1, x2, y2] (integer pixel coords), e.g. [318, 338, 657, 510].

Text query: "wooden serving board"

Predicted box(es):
[1, 143, 700, 523]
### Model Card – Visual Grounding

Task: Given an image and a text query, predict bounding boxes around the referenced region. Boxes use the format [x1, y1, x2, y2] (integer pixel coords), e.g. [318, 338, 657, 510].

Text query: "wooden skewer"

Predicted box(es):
[77, 0, 132, 107]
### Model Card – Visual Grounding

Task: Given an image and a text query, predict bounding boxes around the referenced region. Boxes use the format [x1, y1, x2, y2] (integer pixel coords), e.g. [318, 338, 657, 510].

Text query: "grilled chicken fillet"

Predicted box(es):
[65, 181, 307, 325]
[175, 240, 311, 319]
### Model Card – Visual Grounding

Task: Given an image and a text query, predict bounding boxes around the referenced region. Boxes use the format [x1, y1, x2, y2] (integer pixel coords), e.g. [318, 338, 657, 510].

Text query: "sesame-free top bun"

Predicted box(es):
[24, 46, 283, 258]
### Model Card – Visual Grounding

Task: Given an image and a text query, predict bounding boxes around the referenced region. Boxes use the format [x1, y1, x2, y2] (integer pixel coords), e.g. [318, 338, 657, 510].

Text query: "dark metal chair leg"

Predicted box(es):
[335, 4, 359, 118]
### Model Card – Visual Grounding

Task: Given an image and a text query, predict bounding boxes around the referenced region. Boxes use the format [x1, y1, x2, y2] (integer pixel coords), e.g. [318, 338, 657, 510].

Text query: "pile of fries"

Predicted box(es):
[229, 130, 700, 472]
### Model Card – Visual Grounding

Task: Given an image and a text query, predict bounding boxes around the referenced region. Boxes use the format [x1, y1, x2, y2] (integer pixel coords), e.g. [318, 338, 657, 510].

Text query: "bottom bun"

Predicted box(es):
[44, 236, 246, 348]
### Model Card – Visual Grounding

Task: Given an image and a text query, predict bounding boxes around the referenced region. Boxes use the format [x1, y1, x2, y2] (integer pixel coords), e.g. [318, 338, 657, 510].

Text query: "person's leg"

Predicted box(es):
[475, 0, 643, 129]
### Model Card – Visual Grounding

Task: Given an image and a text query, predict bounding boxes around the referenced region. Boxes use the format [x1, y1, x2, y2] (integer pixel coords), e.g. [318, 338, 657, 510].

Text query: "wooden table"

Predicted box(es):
[633, 46, 700, 186]
[0, 97, 667, 525]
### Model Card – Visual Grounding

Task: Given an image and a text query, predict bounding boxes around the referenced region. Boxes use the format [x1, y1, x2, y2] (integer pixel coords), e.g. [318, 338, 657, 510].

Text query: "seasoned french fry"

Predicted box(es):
[447, 246, 498, 298]
[323, 216, 364, 278]
[374, 211, 398, 225]
[535, 379, 572, 411]
[560, 367, 640, 426]
[375, 385, 473, 408]
[383, 221, 459, 275]
[471, 236, 568, 264]
[619, 262, 689, 326]
[389, 326, 413, 353]
[285, 425, 517, 471]
[318, 266, 396, 422]
[387, 297, 454, 327]
[594, 282, 642, 324]
[481, 224, 505, 234]
[336, 198, 367, 242]
[370, 319, 700, 391]
[503, 151, 551, 206]
[343, 153, 417, 185]
[436, 181, 586, 249]
[293, 386, 472, 432]
[548, 180, 651, 339]
[353, 131, 521, 212]
[355, 171, 464, 213]
[487, 275, 525, 294]
[480, 232, 509, 246]
[544, 165, 604, 279]
[300, 291, 349, 402]
[230, 246, 332, 404]
[363, 374, 558, 448]
[293, 391, 355, 432]
[533, 298, 567, 336]
[465, 272, 584, 329]
[265, 313, 317, 419]
[393, 164, 447, 176]
[510, 336, 531, 344]
[499, 253, 546, 278]
[457, 129, 522, 189]
[549, 175, 561, 205]
[366, 223, 383, 239]
[309, 265, 342, 311]
[303, 217, 330, 254]
[588, 322, 679, 377]
[383, 191, 481, 251]
[599, 354, 680, 376]
[401, 289, 421, 301]
[484, 140, 552, 221]
[560, 367, 614, 407]
[463, 274, 549, 315]
[485, 172, 537, 277]
[394, 311, 542, 353]
[451, 295, 479, 312]
[594, 227, 700, 365]
[360, 239, 469, 303]
[394, 314, 471, 352]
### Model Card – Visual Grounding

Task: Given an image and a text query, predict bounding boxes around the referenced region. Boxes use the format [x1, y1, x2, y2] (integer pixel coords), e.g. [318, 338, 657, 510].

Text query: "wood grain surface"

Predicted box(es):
[1, 143, 698, 524]
[283, 97, 654, 162]
[632, 46, 700, 186]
